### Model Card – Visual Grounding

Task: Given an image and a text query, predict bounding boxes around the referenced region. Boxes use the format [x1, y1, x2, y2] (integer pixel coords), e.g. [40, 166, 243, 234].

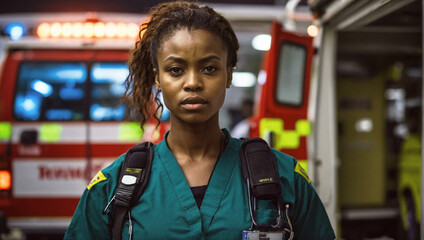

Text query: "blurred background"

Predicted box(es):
[0, 0, 422, 239]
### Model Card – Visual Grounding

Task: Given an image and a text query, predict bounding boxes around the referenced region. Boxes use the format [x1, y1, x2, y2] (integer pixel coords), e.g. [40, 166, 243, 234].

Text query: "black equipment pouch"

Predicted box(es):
[240, 138, 285, 231]
[240, 138, 281, 199]
[112, 142, 153, 240]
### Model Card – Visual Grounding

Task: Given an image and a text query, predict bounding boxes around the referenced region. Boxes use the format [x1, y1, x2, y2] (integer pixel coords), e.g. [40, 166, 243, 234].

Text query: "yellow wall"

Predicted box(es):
[337, 74, 386, 206]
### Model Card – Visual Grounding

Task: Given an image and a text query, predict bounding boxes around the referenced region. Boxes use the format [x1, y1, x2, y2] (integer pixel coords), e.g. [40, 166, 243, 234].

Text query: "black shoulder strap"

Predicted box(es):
[240, 137, 281, 199]
[112, 142, 153, 240]
[240, 137, 286, 231]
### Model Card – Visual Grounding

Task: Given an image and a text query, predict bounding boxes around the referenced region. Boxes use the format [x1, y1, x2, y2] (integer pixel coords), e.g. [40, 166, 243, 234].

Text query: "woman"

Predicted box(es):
[64, 1, 335, 239]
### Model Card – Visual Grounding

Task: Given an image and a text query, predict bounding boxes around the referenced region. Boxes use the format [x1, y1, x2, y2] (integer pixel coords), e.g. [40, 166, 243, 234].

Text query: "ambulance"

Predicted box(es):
[253, 0, 423, 238]
[0, 12, 171, 236]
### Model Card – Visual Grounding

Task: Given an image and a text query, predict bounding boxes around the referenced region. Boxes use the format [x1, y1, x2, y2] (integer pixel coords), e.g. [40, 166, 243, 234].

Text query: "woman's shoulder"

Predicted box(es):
[228, 133, 302, 182]
[101, 153, 126, 177]
[271, 148, 310, 184]
[271, 148, 297, 168]
[85, 153, 126, 193]
[102, 140, 161, 177]
[270, 149, 296, 183]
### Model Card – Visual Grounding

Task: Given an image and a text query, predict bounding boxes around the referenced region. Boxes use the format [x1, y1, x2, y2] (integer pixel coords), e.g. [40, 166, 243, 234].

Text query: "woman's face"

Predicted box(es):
[154, 28, 232, 125]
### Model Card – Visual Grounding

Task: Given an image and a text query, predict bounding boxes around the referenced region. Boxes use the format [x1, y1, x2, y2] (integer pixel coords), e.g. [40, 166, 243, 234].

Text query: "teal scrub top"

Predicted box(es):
[64, 130, 335, 240]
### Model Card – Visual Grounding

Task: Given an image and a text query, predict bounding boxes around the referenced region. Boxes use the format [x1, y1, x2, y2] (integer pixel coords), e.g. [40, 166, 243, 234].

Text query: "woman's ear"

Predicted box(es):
[226, 67, 233, 88]
[153, 68, 161, 91]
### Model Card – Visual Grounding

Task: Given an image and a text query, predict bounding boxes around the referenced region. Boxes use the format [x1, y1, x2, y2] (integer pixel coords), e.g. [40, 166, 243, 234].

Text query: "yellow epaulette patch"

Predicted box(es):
[295, 162, 311, 184]
[87, 171, 107, 190]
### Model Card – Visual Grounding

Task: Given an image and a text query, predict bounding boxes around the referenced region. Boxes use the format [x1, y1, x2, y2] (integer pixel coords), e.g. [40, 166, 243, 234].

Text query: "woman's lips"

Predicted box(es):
[181, 96, 207, 110]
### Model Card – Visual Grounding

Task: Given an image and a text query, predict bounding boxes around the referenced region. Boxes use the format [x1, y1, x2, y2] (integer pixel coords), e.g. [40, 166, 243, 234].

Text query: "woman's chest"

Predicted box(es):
[125, 168, 252, 239]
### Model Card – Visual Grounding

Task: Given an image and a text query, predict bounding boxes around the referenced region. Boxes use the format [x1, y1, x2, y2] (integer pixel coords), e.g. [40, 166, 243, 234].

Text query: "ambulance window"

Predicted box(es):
[275, 42, 306, 106]
[90, 62, 128, 121]
[14, 62, 87, 121]
[156, 90, 170, 122]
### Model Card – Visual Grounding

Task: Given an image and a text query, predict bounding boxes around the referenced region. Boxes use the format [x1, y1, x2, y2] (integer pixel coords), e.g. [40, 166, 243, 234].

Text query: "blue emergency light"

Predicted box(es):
[4, 23, 25, 40]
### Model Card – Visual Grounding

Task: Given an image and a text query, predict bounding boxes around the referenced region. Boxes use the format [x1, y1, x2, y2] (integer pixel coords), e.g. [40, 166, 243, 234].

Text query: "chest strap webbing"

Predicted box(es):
[112, 142, 153, 240]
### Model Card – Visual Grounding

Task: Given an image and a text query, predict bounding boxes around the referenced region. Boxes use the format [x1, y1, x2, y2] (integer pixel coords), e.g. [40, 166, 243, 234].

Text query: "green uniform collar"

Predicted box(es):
[156, 128, 240, 235]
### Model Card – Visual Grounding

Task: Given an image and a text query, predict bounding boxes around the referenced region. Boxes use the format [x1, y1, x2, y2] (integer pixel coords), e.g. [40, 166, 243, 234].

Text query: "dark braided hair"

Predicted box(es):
[122, 1, 239, 129]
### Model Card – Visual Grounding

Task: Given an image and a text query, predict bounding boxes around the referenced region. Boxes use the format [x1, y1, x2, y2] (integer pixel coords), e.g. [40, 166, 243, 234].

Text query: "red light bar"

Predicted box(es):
[36, 22, 139, 39]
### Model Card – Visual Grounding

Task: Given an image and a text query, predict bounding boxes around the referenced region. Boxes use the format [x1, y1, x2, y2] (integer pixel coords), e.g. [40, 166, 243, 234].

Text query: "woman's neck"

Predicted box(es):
[166, 115, 226, 187]
[168, 126, 225, 187]
[167, 115, 224, 163]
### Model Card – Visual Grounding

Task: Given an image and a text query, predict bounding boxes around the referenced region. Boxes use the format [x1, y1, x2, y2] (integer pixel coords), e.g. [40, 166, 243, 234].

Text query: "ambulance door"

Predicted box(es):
[252, 20, 313, 170]
[2, 49, 93, 223]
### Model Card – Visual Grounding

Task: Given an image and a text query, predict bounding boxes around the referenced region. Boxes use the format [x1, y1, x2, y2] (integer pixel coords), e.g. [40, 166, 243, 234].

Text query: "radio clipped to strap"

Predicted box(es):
[240, 137, 284, 231]
[112, 142, 153, 240]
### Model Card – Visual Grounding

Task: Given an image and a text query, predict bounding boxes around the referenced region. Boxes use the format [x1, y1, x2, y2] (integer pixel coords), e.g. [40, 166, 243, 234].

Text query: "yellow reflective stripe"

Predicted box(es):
[87, 171, 107, 190]
[260, 118, 283, 148]
[298, 160, 308, 174]
[259, 118, 283, 139]
[260, 118, 311, 149]
[280, 130, 299, 149]
[0, 122, 11, 140]
[295, 161, 311, 183]
[296, 119, 311, 136]
[119, 122, 143, 142]
[40, 124, 62, 142]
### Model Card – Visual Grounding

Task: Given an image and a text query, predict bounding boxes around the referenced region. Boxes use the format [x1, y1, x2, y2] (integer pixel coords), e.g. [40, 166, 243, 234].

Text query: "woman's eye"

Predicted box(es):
[168, 67, 184, 75]
[203, 66, 217, 73]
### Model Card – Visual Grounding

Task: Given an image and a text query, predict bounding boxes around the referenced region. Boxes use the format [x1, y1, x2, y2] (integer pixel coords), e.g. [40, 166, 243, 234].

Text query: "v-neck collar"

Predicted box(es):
[156, 129, 239, 235]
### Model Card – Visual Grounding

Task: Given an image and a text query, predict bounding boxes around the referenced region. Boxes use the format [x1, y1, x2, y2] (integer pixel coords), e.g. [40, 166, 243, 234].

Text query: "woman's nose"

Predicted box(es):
[183, 71, 203, 91]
